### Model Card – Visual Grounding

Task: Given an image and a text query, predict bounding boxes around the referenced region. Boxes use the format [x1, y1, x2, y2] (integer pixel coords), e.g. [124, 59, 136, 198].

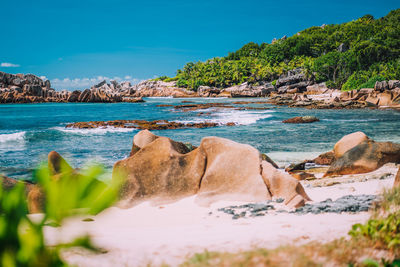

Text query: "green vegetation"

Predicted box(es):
[170, 9, 400, 91]
[0, 162, 120, 267]
[180, 186, 400, 267]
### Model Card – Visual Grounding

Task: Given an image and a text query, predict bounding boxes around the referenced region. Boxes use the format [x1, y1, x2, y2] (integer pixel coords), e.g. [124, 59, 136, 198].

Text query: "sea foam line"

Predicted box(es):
[0, 132, 26, 143]
[52, 126, 135, 135]
[176, 109, 275, 125]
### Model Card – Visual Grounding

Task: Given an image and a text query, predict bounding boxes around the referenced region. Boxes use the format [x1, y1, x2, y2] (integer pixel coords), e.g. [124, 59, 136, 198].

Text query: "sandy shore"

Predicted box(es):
[43, 164, 398, 267]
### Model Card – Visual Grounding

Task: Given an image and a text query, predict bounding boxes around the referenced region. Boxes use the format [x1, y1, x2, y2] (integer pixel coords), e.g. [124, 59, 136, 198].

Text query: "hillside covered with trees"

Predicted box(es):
[162, 9, 400, 91]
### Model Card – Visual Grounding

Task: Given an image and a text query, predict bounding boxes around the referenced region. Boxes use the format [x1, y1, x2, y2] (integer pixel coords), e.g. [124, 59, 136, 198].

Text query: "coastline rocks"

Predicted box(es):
[112, 131, 310, 208]
[223, 82, 274, 97]
[306, 83, 329, 95]
[325, 134, 400, 177]
[197, 86, 222, 97]
[66, 119, 235, 131]
[275, 68, 314, 94]
[282, 116, 319, 123]
[375, 80, 400, 91]
[333, 131, 369, 158]
[0, 72, 129, 103]
[130, 80, 196, 98]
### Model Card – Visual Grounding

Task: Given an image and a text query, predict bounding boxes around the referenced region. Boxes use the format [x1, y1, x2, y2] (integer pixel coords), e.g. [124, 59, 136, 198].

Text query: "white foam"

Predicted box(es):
[267, 151, 324, 167]
[176, 109, 274, 125]
[53, 126, 135, 135]
[0, 132, 26, 143]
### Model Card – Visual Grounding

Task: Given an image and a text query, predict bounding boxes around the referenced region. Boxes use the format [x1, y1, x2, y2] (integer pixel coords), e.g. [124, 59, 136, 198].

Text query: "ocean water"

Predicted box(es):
[1, 97, 399, 180]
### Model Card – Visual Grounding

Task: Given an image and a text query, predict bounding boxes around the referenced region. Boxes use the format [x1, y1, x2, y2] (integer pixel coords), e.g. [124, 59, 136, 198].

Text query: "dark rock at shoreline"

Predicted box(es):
[218, 194, 377, 219]
[294, 194, 377, 214]
[66, 119, 236, 130]
[282, 116, 319, 123]
[313, 151, 336, 165]
[173, 103, 235, 111]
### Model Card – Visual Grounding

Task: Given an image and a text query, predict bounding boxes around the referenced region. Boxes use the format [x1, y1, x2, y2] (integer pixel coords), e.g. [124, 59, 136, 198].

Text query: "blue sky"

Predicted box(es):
[1, 0, 399, 90]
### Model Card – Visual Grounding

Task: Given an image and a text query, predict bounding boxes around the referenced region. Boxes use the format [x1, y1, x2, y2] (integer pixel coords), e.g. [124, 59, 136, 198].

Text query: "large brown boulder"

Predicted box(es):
[325, 139, 400, 177]
[113, 136, 206, 207]
[113, 131, 311, 208]
[195, 137, 271, 205]
[333, 131, 369, 158]
[261, 161, 311, 208]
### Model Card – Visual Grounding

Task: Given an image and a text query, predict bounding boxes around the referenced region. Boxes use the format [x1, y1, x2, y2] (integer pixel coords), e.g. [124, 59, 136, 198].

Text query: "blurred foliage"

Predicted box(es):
[169, 9, 400, 91]
[0, 162, 120, 267]
[349, 186, 400, 252]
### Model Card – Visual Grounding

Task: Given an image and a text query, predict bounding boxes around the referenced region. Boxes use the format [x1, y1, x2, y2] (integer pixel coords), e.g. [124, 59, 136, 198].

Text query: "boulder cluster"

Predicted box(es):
[193, 68, 312, 97]
[0, 71, 143, 103]
[113, 130, 311, 208]
[288, 131, 400, 180]
[268, 79, 400, 109]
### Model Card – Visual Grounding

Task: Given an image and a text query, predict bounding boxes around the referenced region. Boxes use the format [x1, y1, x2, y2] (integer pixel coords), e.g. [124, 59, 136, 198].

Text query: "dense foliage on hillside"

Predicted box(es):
[169, 9, 400, 91]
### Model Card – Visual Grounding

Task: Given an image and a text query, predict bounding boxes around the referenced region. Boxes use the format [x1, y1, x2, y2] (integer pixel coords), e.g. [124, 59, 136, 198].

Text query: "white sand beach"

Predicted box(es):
[42, 164, 398, 267]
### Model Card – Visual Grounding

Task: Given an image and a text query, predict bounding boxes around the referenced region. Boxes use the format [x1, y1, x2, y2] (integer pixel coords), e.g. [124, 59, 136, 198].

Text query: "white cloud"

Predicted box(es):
[1, 62, 20, 67]
[50, 75, 142, 90]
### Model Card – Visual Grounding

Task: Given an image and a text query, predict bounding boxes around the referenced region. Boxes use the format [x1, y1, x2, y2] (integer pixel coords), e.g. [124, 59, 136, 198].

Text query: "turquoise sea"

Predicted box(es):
[1, 97, 400, 180]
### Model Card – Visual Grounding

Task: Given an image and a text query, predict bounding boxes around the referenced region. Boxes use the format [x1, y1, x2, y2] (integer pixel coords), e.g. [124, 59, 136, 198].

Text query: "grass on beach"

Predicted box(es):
[180, 187, 400, 267]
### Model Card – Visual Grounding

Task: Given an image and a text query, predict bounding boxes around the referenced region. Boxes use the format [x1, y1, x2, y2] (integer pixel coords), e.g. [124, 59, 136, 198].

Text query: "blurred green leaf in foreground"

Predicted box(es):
[0, 160, 121, 267]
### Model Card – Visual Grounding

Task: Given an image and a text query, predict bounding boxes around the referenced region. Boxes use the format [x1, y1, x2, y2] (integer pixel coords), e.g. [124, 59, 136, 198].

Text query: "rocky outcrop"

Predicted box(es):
[325, 132, 400, 176]
[0, 72, 60, 103]
[223, 82, 275, 97]
[275, 68, 314, 94]
[113, 131, 310, 208]
[282, 116, 319, 123]
[130, 80, 196, 97]
[65, 119, 235, 130]
[305, 83, 329, 95]
[374, 80, 400, 91]
[0, 72, 140, 103]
